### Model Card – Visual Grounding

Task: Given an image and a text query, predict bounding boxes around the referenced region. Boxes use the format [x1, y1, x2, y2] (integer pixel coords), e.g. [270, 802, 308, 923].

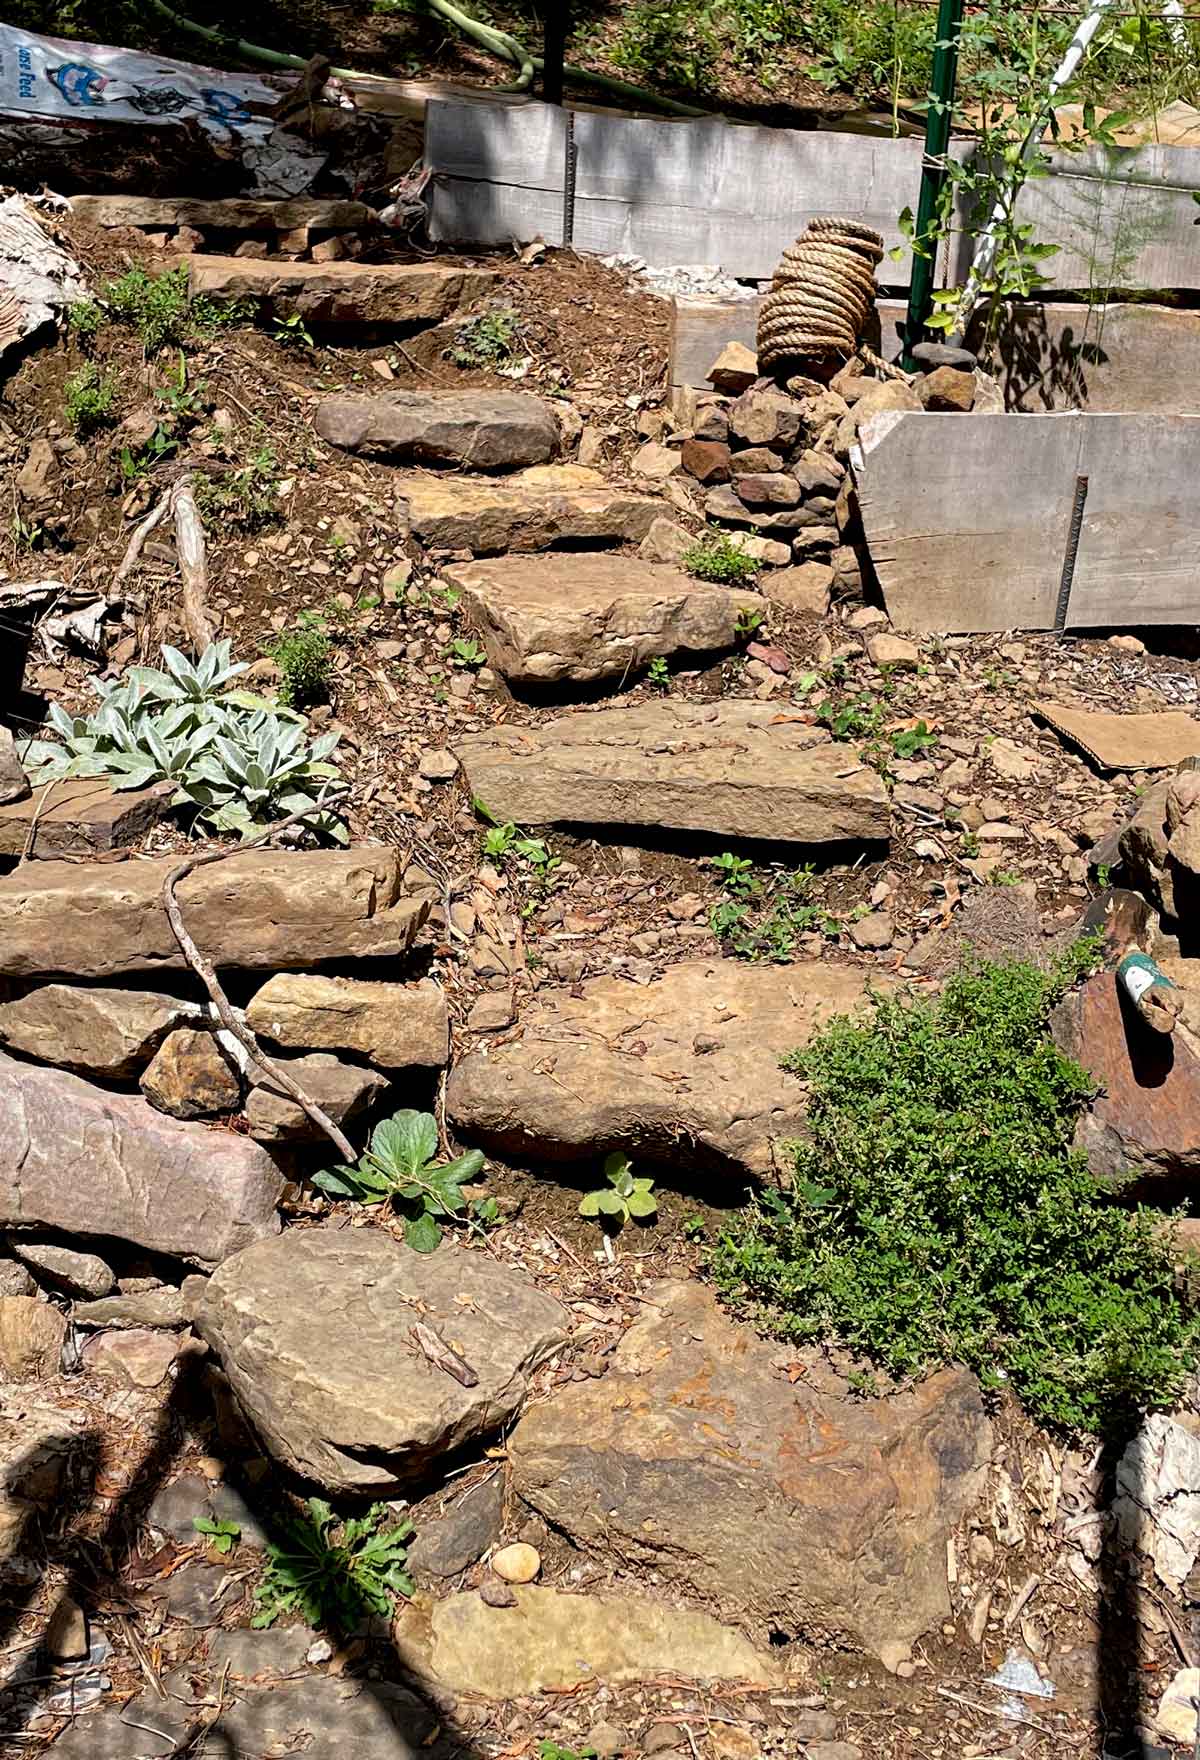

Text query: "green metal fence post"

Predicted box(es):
[900, 0, 966, 368]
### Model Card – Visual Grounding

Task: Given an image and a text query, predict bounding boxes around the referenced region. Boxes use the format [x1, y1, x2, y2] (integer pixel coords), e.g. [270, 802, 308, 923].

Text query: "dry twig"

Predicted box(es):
[411, 1321, 479, 1387]
[113, 493, 171, 592]
[160, 791, 355, 1159]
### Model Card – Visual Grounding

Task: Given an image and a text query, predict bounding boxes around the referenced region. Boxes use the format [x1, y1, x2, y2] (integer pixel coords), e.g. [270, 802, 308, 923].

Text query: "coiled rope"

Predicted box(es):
[758, 217, 904, 379]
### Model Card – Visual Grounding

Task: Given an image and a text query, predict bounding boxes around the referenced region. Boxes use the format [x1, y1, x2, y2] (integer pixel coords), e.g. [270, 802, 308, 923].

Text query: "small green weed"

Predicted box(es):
[154, 350, 206, 425]
[11, 512, 45, 551]
[451, 308, 519, 369]
[646, 655, 670, 690]
[539, 1743, 597, 1760]
[709, 857, 837, 960]
[101, 265, 253, 356]
[63, 361, 118, 436]
[961, 829, 981, 857]
[475, 799, 561, 893]
[711, 947, 1197, 1435]
[448, 636, 486, 669]
[193, 1516, 240, 1555]
[120, 424, 177, 482]
[682, 534, 760, 587]
[890, 720, 938, 760]
[313, 1110, 487, 1252]
[194, 442, 280, 530]
[989, 869, 1023, 887]
[68, 298, 105, 350]
[269, 615, 331, 709]
[253, 1498, 413, 1633]
[1095, 863, 1112, 889]
[272, 311, 315, 349]
[735, 606, 765, 641]
[580, 1152, 658, 1230]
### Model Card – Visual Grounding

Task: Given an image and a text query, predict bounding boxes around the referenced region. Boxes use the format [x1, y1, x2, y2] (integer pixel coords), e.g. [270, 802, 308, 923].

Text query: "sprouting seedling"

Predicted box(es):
[193, 1516, 241, 1555]
[579, 1153, 657, 1230]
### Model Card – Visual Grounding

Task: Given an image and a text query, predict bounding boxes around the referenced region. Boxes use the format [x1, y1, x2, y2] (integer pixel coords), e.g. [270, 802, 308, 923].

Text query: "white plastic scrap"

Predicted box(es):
[1113, 1411, 1200, 1593]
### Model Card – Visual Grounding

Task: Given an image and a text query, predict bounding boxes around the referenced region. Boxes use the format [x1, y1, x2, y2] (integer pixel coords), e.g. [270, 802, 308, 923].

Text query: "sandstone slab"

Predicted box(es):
[0, 1051, 283, 1265]
[140, 1027, 243, 1119]
[510, 1281, 990, 1665]
[448, 959, 877, 1182]
[185, 255, 495, 326]
[0, 776, 170, 858]
[760, 561, 833, 615]
[246, 973, 449, 1069]
[245, 1052, 388, 1143]
[196, 1230, 569, 1492]
[0, 983, 195, 1077]
[316, 390, 558, 471]
[397, 1584, 780, 1697]
[442, 554, 764, 686]
[0, 850, 427, 980]
[398, 469, 659, 555]
[455, 701, 890, 845]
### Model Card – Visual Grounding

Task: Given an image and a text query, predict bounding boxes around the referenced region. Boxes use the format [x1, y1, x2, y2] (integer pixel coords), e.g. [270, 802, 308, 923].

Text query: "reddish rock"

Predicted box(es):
[680, 438, 731, 484]
[1051, 970, 1200, 1186]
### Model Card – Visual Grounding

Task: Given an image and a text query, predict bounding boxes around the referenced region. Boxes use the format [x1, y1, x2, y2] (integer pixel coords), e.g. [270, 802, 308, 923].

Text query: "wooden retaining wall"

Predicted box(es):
[854, 411, 1200, 632]
[426, 99, 1200, 293]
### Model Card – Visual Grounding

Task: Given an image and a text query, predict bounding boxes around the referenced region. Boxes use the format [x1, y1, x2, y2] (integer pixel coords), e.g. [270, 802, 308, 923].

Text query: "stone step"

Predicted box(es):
[397, 464, 659, 554]
[71, 195, 373, 233]
[509, 1280, 991, 1669]
[0, 850, 427, 980]
[447, 957, 881, 1183]
[454, 699, 890, 844]
[182, 254, 495, 327]
[442, 552, 765, 685]
[316, 389, 559, 471]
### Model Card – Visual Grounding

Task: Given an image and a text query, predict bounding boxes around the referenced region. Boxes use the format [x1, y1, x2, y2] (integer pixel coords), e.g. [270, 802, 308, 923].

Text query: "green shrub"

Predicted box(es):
[253, 1498, 413, 1632]
[681, 534, 760, 587]
[63, 362, 118, 436]
[711, 950, 1198, 1435]
[269, 616, 331, 709]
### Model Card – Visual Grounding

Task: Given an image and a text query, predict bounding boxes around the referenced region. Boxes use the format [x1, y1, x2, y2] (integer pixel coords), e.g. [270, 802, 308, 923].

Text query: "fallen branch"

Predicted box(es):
[113, 493, 171, 592]
[160, 791, 356, 1160]
[170, 473, 215, 655]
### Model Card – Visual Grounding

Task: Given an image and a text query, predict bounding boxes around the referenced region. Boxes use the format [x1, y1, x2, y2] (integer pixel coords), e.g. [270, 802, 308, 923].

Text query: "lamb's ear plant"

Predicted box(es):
[313, 1110, 487, 1252]
[580, 1153, 657, 1230]
[21, 641, 346, 844]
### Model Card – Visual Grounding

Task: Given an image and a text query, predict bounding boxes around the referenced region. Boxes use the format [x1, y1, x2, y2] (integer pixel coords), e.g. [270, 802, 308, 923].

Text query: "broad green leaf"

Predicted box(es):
[578, 1190, 603, 1217]
[596, 1189, 625, 1217]
[404, 1210, 442, 1253]
[625, 1190, 658, 1220]
[371, 1110, 439, 1179]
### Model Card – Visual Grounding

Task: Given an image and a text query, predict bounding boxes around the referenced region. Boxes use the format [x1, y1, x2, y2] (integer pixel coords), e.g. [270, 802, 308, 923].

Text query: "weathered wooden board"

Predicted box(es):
[855, 411, 1200, 633]
[427, 99, 1200, 292]
[670, 294, 1200, 415]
